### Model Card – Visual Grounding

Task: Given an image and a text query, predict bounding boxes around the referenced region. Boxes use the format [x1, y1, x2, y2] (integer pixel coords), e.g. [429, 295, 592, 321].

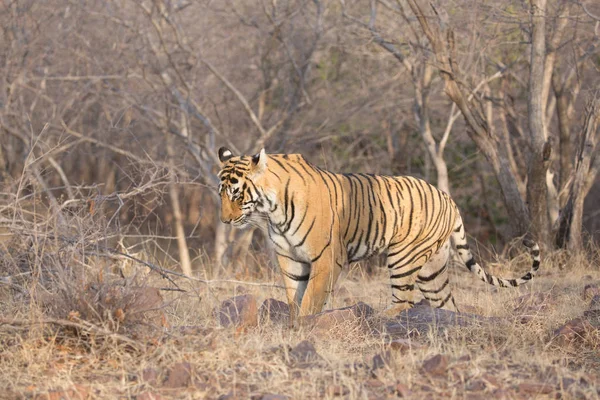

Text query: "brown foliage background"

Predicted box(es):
[1, 0, 599, 273]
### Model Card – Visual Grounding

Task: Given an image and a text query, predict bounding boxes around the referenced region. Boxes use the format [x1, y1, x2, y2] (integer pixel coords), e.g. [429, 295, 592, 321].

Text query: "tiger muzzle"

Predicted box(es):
[220, 216, 233, 224]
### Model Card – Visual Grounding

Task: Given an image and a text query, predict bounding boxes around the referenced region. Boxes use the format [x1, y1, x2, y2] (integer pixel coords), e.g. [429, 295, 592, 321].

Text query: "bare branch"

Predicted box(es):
[578, 0, 600, 22]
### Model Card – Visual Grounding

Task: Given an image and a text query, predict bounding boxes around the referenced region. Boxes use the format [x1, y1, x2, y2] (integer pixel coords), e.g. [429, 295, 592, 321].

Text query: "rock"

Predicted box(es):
[558, 377, 576, 390]
[141, 367, 160, 385]
[34, 385, 90, 400]
[491, 389, 511, 398]
[584, 308, 600, 319]
[589, 295, 600, 310]
[383, 304, 493, 338]
[162, 362, 192, 389]
[288, 340, 322, 368]
[365, 379, 385, 388]
[458, 354, 471, 362]
[552, 318, 596, 346]
[137, 392, 164, 400]
[458, 305, 482, 314]
[583, 284, 600, 300]
[301, 302, 374, 335]
[372, 350, 391, 370]
[517, 382, 554, 395]
[466, 379, 487, 391]
[254, 395, 289, 400]
[259, 299, 290, 325]
[234, 285, 248, 294]
[214, 294, 258, 328]
[481, 373, 501, 388]
[326, 384, 349, 396]
[421, 354, 449, 377]
[391, 383, 411, 397]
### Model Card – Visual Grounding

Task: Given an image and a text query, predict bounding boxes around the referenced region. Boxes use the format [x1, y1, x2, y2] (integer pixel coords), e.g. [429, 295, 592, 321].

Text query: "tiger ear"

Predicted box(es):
[218, 147, 234, 164]
[250, 148, 267, 175]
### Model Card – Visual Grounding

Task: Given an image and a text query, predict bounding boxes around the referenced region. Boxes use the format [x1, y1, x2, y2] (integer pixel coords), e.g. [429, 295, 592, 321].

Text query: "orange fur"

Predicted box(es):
[217, 148, 541, 323]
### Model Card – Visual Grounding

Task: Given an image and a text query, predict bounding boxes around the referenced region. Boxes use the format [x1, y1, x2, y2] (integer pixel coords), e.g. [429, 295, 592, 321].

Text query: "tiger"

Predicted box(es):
[217, 147, 541, 323]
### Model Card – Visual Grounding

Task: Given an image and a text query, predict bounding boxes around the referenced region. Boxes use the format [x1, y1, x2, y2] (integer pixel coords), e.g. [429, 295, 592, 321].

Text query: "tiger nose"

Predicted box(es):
[220, 215, 233, 224]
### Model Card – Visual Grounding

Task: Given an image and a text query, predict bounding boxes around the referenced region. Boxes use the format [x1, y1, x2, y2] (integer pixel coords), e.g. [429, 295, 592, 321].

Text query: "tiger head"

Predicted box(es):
[217, 146, 270, 227]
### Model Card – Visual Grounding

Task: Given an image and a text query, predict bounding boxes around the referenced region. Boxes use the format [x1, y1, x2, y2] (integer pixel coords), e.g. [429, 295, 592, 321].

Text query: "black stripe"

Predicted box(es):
[283, 197, 296, 233]
[290, 204, 308, 236]
[437, 291, 453, 308]
[295, 218, 315, 247]
[311, 239, 332, 262]
[392, 297, 415, 305]
[348, 231, 364, 261]
[286, 162, 306, 184]
[417, 265, 447, 282]
[420, 279, 449, 294]
[347, 177, 364, 247]
[276, 252, 302, 263]
[296, 161, 318, 183]
[465, 258, 476, 271]
[269, 156, 289, 172]
[390, 266, 421, 280]
[456, 244, 469, 250]
[392, 284, 415, 291]
[341, 175, 355, 240]
[281, 270, 310, 281]
[269, 170, 282, 181]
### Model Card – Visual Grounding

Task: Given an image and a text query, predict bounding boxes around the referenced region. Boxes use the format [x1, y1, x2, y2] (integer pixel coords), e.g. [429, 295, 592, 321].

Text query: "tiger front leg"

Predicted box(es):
[298, 249, 344, 317]
[275, 254, 311, 326]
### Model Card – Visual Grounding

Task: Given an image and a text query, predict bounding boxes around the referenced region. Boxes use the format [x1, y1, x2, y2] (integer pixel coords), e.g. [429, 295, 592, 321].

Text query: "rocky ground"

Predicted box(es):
[1, 252, 600, 399]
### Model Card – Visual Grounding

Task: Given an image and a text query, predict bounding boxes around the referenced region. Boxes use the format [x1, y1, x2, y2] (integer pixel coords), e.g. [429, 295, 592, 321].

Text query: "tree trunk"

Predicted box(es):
[166, 134, 193, 277]
[554, 81, 573, 193]
[556, 99, 599, 251]
[213, 213, 228, 268]
[526, 0, 551, 247]
[415, 63, 451, 195]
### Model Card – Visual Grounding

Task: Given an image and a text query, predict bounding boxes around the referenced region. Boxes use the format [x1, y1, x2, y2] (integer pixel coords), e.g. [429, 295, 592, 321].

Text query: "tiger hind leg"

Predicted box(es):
[384, 243, 424, 315]
[416, 241, 458, 312]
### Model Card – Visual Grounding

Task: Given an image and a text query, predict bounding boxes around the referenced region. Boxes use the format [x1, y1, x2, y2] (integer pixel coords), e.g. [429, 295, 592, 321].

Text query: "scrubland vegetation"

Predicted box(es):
[1, 0, 600, 398]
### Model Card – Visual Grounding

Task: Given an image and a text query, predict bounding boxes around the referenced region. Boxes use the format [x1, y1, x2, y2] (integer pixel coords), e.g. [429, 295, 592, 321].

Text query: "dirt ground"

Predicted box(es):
[1, 243, 600, 399]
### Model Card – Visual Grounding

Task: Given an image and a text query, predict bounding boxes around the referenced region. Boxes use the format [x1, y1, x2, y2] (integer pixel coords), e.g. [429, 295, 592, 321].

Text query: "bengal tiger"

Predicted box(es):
[217, 147, 541, 323]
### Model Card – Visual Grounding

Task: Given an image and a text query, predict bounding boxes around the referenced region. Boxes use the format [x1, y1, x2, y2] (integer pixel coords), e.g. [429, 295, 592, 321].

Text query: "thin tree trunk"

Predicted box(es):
[416, 63, 451, 195]
[166, 135, 193, 277]
[556, 98, 599, 250]
[554, 75, 573, 192]
[213, 216, 228, 268]
[526, 0, 551, 247]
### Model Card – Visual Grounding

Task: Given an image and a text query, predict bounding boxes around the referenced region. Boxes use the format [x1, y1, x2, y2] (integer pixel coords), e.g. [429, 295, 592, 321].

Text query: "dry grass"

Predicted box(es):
[1, 191, 600, 399]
